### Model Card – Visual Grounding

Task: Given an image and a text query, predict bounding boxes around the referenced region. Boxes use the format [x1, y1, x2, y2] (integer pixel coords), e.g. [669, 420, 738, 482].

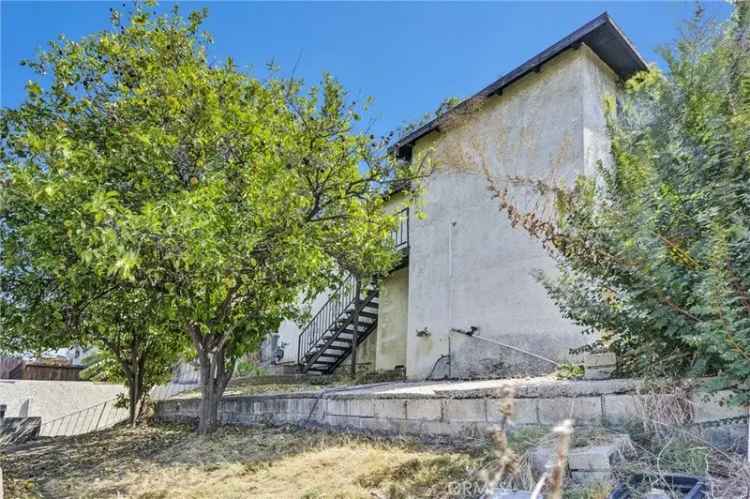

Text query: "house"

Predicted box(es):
[272, 13, 647, 380]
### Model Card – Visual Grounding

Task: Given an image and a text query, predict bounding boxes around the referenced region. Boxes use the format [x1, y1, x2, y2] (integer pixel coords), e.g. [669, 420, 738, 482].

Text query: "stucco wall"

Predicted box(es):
[336, 327, 378, 373]
[405, 46, 618, 379]
[375, 267, 409, 371]
[276, 289, 333, 364]
[0, 379, 125, 423]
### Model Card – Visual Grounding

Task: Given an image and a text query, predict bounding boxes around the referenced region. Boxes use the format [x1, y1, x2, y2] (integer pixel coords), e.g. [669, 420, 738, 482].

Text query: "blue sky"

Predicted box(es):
[1, 1, 734, 137]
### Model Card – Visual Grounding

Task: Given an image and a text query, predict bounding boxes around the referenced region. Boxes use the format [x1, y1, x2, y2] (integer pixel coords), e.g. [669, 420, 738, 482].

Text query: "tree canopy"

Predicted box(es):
[1, 5, 418, 432]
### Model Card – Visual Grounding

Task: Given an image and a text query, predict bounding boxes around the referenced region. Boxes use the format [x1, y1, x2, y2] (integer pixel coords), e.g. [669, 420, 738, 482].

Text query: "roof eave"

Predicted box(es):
[393, 12, 648, 159]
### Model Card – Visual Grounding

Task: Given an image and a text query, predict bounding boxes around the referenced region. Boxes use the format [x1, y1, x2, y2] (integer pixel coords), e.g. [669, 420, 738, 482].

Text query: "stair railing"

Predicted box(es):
[297, 207, 409, 368]
[297, 274, 358, 366]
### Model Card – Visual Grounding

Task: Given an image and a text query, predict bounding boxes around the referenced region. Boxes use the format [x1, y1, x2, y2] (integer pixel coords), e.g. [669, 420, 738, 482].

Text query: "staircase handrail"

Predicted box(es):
[297, 273, 357, 365]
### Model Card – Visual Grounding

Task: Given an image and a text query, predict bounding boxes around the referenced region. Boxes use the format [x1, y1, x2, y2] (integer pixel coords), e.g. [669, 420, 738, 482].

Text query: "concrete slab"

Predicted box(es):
[571, 470, 611, 484]
[326, 399, 349, 416]
[601, 394, 641, 425]
[692, 391, 746, 423]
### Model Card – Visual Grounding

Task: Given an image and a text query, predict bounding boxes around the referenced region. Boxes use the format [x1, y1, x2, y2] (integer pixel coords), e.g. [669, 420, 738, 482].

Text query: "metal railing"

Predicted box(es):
[297, 274, 358, 366]
[38, 399, 129, 437]
[34, 376, 200, 438]
[296, 207, 410, 367]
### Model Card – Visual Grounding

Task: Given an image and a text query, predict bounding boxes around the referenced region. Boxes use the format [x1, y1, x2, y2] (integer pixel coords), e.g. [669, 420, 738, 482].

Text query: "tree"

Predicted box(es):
[1, 5, 418, 433]
[78, 289, 188, 425]
[478, 5, 749, 402]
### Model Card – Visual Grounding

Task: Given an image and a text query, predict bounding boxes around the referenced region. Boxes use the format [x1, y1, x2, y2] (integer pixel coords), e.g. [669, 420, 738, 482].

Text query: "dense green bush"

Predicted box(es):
[493, 5, 750, 402]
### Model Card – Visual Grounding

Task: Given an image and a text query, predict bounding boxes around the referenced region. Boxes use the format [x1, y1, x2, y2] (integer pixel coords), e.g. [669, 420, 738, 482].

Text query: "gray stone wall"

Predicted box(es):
[157, 379, 747, 451]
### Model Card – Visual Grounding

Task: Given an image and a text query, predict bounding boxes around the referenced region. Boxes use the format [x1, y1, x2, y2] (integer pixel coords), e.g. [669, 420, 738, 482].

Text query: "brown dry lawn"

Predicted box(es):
[1, 423, 488, 499]
[6, 419, 737, 498]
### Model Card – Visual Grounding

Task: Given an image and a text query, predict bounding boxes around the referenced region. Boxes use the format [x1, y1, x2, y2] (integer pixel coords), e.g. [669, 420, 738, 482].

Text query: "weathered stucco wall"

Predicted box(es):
[375, 267, 409, 371]
[582, 46, 618, 176]
[336, 327, 378, 373]
[276, 289, 333, 364]
[405, 46, 618, 379]
[0, 380, 125, 432]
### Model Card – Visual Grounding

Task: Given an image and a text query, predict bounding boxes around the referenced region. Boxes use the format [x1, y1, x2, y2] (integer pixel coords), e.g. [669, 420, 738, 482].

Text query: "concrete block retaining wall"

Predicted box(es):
[157, 379, 748, 447]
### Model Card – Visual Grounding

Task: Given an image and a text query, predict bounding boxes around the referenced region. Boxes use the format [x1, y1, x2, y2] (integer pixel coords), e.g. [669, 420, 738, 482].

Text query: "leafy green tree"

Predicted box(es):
[78, 289, 188, 425]
[486, 4, 750, 402]
[1, 5, 417, 432]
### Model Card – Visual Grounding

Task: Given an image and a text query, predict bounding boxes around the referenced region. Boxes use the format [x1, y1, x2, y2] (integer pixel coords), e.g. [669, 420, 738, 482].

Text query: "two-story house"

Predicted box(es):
[272, 13, 647, 380]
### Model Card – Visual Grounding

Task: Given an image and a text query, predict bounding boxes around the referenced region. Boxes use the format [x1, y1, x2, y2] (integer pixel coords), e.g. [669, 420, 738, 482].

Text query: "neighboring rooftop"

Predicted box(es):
[394, 12, 648, 160]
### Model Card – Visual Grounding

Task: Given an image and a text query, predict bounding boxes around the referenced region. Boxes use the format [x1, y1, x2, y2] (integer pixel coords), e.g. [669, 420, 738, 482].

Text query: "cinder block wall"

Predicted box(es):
[156, 379, 746, 452]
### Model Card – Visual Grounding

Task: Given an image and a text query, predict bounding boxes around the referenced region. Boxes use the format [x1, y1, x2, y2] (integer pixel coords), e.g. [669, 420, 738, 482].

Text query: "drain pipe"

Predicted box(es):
[449, 327, 560, 367]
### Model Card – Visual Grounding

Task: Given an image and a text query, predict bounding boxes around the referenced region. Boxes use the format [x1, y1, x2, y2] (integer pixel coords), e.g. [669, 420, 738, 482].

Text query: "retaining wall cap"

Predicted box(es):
[436, 378, 643, 399]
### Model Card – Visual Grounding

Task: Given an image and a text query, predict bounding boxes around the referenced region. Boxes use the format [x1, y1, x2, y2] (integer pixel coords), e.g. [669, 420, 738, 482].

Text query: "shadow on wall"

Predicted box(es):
[426, 330, 561, 380]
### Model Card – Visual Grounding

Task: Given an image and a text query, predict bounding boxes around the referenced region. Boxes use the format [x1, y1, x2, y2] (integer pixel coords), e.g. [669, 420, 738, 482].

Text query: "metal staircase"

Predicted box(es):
[297, 208, 409, 374]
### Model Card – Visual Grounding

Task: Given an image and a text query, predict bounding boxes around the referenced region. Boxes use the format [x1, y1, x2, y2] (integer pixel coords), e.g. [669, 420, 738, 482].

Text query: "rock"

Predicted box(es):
[568, 433, 633, 484]
[583, 352, 617, 380]
[529, 446, 555, 478]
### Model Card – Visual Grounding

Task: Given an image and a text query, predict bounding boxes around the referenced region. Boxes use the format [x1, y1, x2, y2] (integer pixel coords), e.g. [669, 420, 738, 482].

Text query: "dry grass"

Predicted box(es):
[1, 423, 482, 499]
[173, 372, 399, 399]
[174, 381, 324, 399]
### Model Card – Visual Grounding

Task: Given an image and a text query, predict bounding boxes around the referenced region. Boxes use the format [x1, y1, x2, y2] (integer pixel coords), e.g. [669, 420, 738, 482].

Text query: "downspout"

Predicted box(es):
[447, 221, 456, 378]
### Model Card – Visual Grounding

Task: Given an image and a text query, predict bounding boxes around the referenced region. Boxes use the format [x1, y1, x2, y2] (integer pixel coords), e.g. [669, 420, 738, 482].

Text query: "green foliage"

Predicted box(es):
[555, 363, 584, 380]
[397, 95, 462, 138]
[234, 358, 265, 378]
[523, 6, 750, 403]
[0, 4, 418, 430]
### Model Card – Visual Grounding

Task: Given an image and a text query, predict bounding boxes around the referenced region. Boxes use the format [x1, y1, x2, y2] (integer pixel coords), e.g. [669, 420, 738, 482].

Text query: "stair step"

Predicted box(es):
[325, 346, 349, 351]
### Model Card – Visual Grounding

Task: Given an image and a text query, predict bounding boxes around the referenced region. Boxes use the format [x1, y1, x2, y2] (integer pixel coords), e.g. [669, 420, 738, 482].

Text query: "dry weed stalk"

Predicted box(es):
[614, 400, 750, 498]
[531, 419, 574, 499]
[484, 387, 520, 493]
[629, 382, 694, 441]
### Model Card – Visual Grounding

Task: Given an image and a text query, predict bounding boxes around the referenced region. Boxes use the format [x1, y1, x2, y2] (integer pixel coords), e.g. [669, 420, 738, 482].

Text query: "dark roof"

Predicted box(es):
[393, 12, 647, 159]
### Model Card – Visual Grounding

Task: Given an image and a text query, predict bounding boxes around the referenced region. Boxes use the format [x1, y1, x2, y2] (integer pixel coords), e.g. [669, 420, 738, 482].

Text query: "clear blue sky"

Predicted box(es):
[0, 1, 734, 137]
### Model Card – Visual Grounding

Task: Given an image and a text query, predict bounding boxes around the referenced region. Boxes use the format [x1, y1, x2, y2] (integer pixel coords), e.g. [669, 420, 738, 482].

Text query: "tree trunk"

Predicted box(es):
[125, 363, 144, 426]
[191, 329, 234, 434]
[197, 349, 217, 434]
[128, 374, 138, 426]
